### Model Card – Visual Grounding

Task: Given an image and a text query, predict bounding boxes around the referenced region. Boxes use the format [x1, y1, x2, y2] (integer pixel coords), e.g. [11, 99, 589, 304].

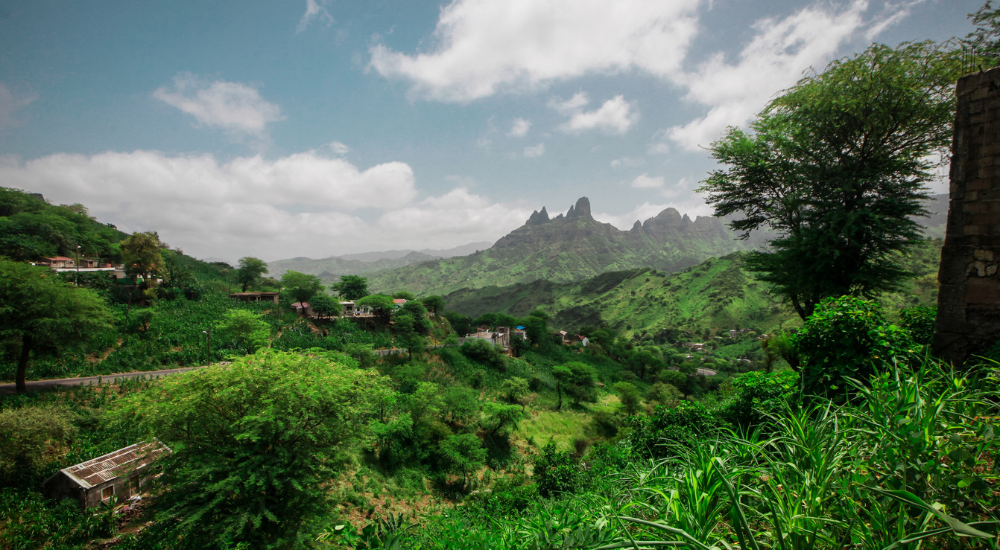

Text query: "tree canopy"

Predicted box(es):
[334, 275, 369, 301]
[279, 270, 324, 304]
[114, 350, 389, 549]
[0, 259, 114, 393]
[699, 42, 961, 319]
[236, 257, 267, 292]
[121, 231, 164, 282]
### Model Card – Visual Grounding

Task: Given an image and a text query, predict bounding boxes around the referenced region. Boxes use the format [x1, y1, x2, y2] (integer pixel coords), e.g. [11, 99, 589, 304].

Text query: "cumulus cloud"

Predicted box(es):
[556, 95, 637, 135]
[666, 1, 869, 151]
[523, 143, 545, 157]
[508, 118, 531, 137]
[0, 150, 532, 262]
[631, 173, 664, 188]
[297, 0, 334, 33]
[0, 82, 36, 129]
[368, 0, 701, 101]
[153, 74, 284, 138]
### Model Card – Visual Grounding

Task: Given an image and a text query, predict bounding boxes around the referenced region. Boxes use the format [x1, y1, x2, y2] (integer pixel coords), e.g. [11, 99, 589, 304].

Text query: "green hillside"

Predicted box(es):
[444, 239, 944, 337]
[368, 197, 766, 295]
[266, 250, 439, 281]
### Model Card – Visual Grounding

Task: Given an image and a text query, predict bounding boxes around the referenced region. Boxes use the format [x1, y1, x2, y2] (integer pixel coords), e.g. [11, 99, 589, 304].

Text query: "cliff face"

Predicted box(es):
[367, 196, 758, 295]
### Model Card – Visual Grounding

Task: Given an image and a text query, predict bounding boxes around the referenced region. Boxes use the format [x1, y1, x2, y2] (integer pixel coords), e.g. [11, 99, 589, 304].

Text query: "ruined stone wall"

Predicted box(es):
[934, 68, 1000, 363]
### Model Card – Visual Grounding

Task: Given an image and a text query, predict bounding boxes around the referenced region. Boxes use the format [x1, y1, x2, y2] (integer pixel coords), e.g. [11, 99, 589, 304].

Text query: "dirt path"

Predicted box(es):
[0, 366, 207, 396]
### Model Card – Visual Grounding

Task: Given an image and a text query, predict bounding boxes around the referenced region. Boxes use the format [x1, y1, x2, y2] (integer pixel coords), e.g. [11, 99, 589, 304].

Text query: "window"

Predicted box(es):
[101, 486, 114, 500]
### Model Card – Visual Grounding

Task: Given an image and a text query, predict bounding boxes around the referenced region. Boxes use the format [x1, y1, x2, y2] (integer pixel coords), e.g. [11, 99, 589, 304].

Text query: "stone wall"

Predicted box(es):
[934, 68, 1000, 363]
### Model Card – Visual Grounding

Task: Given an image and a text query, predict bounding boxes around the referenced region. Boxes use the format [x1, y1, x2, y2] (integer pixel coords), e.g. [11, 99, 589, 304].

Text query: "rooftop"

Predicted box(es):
[59, 440, 170, 489]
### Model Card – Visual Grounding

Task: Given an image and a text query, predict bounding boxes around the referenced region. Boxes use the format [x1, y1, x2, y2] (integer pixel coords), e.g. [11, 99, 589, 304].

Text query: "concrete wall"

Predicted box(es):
[934, 68, 1000, 363]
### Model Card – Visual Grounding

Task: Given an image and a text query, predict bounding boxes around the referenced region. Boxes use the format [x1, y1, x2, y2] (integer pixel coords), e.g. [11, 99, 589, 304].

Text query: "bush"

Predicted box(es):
[793, 296, 918, 397]
[0, 405, 76, 485]
[533, 442, 589, 497]
[898, 305, 936, 346]
[460, 338, 505, 371]
[715, 371, 798, 430]
[626, 401, 724, 458]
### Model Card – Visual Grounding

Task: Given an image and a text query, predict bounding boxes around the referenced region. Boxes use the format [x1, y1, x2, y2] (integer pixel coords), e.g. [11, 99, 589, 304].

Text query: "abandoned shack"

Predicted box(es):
[230, 291, 280, 303]
[43, 440, 171, 508]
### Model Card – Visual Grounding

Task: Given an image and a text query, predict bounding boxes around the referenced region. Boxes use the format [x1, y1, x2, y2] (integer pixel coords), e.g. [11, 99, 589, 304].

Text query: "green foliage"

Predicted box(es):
[499, 377, 529, 408]
[899, 305, 937, 346]
[533, 442, 588, 498]
[0, 259, 115, 391]
[335, 275, 369, 301]
[0, 488, 117, 549]
[613, 381, 642, 416]
[121, 231, 164, 280]
[715, 370, 798, 430]
[438, 433, 487, 486]
[481, 402, 524, 436]
[700, 41, 959, 319]
[114, 350, 390, 550]
[0, 405, 76, 485]
[421, 294, 445, 314]
[793, 296, 918, 397]
[308, 293, 339, 317]
[236, 256, 267, 292]
[460, 338, 506, 371]
[965, 1, 1000, 66]
[627, 401, 725, 458]
[356, 294, 395, 324]
[215, 309, 271, 354]
[280, 270, 324, 304]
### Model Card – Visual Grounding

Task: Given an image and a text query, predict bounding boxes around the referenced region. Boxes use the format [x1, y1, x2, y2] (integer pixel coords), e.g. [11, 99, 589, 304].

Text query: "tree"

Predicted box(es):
[499, 377, 530, 411]
[114, 350, 389, 549]
[215, 309, 271, 354]
[0, 260, 114, 393]
[438, 433, 487, 488]
[614, 382, 642, 416]
[552, 362, 597, 410]
[421, 295, 445, 315]
[699, 42, 960, 319]
[236, 257, 268, 292]
[280, 270, 324, 304]
[120, 231, 163, 283]
[356, 294, 395, 325]
[309, 294, 339, 318]
[334, 275, 369, 301]
[481, 402, 525, 437]
[965, 2, 1000, 65]
[392, 291, 415, 301]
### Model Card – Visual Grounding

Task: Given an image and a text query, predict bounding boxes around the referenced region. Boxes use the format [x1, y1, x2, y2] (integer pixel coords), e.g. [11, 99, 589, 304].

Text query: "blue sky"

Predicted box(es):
[0, 0, 977, 262]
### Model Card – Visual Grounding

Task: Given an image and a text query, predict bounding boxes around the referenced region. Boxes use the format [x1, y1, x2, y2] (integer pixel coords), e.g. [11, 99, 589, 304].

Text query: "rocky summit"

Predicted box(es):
[367, 196, 763, 295]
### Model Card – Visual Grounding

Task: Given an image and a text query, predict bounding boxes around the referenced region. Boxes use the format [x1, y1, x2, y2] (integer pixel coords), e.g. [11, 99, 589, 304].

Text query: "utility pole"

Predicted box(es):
[75, 245, 81, 286]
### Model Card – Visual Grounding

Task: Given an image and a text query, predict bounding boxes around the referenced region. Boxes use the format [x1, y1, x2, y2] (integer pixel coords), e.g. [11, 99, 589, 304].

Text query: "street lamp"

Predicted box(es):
[75, 245, 81, 286]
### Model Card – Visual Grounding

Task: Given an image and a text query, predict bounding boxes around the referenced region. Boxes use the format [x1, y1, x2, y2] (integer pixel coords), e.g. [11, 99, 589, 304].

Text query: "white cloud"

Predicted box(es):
[549, 92, 590, 115]
[326, 141, 350, 155]
[523, 143, 545, 157]
[297, 0, 334, 33]
[631, 173, 664, 188]
[610, 156, 644, 168]
[666, 1, 868, 151]
[368, 0, 701, 101]
[0, 149, 532, 262]
[0, 82, 36, 129]
[558, 95, 638, 135]
[153, 74, 284, 138]
[508, 117, 531, 137]
[647, 142, 670, 155]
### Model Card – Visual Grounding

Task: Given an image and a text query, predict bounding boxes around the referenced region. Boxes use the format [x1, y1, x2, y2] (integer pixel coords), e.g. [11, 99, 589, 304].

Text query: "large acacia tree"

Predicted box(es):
[235, 256, 267, 292]
[699, 42, 960, 319]
[0, 260, 114, 393]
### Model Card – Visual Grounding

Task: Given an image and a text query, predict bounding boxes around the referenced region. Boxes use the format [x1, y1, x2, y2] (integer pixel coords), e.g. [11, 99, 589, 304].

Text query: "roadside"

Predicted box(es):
[0, 366, 206, 396]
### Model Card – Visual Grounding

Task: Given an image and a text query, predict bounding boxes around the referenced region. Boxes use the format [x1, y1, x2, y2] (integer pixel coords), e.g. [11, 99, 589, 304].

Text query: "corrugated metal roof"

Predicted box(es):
[61, 440, 170, 489]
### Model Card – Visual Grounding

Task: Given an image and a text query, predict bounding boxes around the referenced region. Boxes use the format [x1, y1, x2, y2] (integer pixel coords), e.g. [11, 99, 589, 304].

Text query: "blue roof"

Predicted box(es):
[516, 326, 525, 330]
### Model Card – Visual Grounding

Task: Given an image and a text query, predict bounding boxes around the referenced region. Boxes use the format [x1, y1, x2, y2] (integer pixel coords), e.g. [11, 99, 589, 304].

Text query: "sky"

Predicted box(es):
[0, 0, 979, 263]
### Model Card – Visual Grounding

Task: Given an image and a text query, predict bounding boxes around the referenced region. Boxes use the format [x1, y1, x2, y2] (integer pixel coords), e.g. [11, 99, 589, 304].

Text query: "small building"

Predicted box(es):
[291, 301, 312, 315]
[43, 256, 75, 268]
[558, 330, 569, 344]
[393, 299, 408, 306]
[230, 291, 280, 304]
[79, 258, 99, 268]
[43, 440, 171, 509]
[577, 335, 590, 347]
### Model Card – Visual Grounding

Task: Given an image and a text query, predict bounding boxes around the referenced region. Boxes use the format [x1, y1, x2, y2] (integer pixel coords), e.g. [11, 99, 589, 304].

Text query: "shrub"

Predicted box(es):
[460, 338, 505, 371]
[792, 296, 918, 397]
[898, 305, 936, 346]
[533, 442, 588, 497]
[715, 370, 798, 430]
[626, 401, 724, 458]
[0, 405, 76, 485]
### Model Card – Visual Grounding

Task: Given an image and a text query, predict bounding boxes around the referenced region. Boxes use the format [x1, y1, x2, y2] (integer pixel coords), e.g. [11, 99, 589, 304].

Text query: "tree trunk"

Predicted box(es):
[556, 383, 562, 411]
[16, 334, 32, 394]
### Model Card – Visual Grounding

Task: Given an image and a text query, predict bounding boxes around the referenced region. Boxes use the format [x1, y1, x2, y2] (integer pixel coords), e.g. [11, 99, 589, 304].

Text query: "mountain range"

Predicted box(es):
[265, 241, 492, 279]
[366, 197, 771, 295]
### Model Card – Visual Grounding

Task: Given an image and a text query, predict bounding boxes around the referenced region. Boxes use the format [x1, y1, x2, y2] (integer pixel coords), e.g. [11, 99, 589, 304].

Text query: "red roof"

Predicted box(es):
[46, 256, 74, 261]
[291, 302, 309, 308]
[393, 299, 407, 304]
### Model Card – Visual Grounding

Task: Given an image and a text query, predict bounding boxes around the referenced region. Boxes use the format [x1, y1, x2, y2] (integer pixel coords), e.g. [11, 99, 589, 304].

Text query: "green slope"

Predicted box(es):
[444, 239, 944, 337]
[368, 197, 766, 295]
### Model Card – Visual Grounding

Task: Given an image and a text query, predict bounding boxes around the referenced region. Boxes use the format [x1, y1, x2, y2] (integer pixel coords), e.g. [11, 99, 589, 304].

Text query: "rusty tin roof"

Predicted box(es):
[59, 440, 171, 489]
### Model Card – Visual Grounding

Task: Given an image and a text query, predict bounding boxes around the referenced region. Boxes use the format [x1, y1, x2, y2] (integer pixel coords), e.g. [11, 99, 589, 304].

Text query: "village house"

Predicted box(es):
[42, 256, 75, 268]
[43, 440, 171, 509]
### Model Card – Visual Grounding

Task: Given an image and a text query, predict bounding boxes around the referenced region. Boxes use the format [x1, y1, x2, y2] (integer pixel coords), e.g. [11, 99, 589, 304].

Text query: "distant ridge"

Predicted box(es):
[366, 196, 768, 295]
[266, 241, 492, 279]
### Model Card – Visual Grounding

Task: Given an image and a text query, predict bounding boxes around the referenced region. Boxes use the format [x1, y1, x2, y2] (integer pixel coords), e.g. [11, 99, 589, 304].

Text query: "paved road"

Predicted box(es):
[0, 366, 206, 396]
